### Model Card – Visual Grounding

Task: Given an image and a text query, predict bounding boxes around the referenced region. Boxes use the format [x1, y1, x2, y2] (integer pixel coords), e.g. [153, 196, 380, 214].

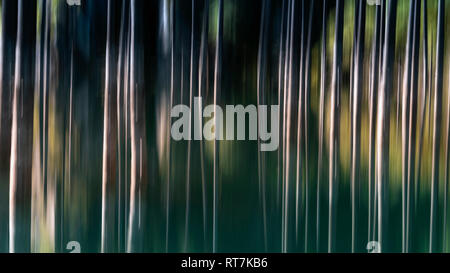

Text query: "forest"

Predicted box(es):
[1, 0, 450, 253]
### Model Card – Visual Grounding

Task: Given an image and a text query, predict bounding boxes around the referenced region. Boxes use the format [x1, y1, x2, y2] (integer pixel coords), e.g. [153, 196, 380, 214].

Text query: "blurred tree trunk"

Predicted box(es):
[30, 0, 52, 253]
[406, 0, 421, 252]
[213, 0, 223, 253]
[376, 0, 397, 253]
[328, 0, 344, 253]
[415, 0, 428, 248]
[9, 0, 37, 253]
[316, 0, 327, 253]
[101, 0, 121, 253]
[0, 0, 18, 253]
[350, 0, 365, 253]
[116, 0, 130, 253]
[54, 0, 71, 253]
[429, 0, 445, 254]
[368, 0, 381, 245]
[257, 0, 270, 252]
[127, 0, 146, 253]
